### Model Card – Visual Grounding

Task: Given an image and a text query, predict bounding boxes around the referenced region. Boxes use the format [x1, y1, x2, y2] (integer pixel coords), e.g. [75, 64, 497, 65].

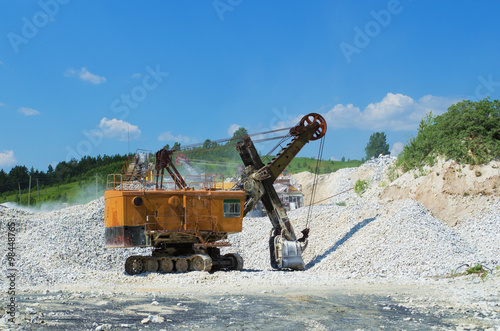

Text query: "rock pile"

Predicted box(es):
[0, 156, 498, 289]
[225, 198, 499, 278]
[0, 199, 150, 287]
[291, 155, 396, 205]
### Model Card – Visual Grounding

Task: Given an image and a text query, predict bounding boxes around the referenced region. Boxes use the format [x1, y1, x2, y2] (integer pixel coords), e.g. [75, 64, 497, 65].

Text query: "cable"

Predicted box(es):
[305, 187, 355, 207]
[178, 127, 292, 151]
[305, 136, 325, 229]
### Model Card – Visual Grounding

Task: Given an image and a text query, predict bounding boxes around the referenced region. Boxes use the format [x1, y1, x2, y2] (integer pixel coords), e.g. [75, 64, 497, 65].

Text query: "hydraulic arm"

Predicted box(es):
[155, 148, 187, 189]
[236, 113, 326, 270]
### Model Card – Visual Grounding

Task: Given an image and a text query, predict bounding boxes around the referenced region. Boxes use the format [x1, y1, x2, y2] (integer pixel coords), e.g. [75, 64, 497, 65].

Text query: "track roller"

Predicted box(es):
[175, 258, 189, 273]
[145, 258, 158, 272]
[158, 258, 174, 273]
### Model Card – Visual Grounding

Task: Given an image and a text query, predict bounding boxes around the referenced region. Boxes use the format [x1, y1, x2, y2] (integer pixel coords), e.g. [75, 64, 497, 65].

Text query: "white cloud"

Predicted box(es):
[98, 117, 141, 141]
[321, 93, 459, 131]
[329, 156, 339, 161]
[390, 142, 405, 156]
[131, 73, 141, 79]
[64, 67, 106, 84]
[158, 131, 195, 144]
[0, 60, 3, 65]
[270, 115, 303, 131]
[0, 102, 6, 107]
[18, 107, 40, 116]
[227, 124, 241, 137]
[0, 150, 17, 167]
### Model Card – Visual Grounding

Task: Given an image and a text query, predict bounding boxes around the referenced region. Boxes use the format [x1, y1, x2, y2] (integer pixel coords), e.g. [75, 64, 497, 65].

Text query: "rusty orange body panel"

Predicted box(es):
[104, 187, 245, 248]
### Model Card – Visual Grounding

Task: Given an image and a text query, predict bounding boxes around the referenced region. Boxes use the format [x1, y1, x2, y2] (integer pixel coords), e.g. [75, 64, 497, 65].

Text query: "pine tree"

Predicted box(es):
[365, 132, 390, 159]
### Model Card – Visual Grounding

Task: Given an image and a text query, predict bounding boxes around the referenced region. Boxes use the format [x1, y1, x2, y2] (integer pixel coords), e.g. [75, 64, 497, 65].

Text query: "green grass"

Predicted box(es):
[466, 264, 485, 274]
[280, 157, 362, 175]
[0, 179, 105, 207]
[354, 179, 369, 196]
[443, 264, 492, 280]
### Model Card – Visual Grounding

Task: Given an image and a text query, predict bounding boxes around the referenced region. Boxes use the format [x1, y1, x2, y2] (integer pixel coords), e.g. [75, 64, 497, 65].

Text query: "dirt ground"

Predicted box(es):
[2, 276, 499, 330]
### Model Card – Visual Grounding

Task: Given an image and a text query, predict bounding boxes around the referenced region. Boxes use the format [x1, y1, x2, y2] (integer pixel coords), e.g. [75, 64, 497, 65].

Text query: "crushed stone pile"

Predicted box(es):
[292, 155, 396, 205]
[0, 199, 150, 288]
[0, 156, 498, 289]
[224, 199, 499, 278]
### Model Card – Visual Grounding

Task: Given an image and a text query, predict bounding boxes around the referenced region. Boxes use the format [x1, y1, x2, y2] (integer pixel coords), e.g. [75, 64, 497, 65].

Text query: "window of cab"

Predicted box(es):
[223, 199, 241, 218]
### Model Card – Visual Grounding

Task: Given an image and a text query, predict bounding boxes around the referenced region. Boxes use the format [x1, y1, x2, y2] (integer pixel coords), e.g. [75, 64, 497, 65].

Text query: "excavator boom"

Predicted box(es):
[236, 113, 327, 270]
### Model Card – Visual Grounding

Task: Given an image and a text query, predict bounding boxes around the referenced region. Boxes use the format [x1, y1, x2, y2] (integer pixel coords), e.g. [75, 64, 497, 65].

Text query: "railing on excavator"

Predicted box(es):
[106, 174, 155, 191]
[107, 173, 232, 191]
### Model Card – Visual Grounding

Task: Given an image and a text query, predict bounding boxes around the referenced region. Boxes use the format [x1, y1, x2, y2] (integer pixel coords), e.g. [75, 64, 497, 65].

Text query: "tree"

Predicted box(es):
[341, 156, 346, 162]
[172, 142, 181, 150]
[396, 98, 500, 170]
[365, 132, 390, 159]
[0, 169, 8, 192]
[231, 127, 248, 140]
[9, 165, 29, 186]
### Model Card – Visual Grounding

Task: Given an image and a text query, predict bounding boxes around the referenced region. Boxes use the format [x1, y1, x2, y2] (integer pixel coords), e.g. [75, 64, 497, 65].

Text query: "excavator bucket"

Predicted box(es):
[272, 235, 306, 271]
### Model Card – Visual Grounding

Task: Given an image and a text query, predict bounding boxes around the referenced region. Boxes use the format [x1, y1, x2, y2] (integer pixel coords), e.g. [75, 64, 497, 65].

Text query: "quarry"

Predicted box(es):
[1, 156, 499, 330]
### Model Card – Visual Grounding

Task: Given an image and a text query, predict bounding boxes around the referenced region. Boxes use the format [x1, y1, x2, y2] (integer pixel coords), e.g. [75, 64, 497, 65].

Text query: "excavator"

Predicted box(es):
[104, 113, 326, 274]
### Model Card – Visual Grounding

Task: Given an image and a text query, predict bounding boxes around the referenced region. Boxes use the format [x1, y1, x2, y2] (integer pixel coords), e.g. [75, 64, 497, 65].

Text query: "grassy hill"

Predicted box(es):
[0, 154, 362, 207]
[1, 180, 104, 207]
[0, 155, 128, 207]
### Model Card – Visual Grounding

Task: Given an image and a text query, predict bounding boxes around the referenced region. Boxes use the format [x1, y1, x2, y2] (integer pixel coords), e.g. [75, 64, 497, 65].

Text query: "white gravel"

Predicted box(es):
[0, 156, 498, 291]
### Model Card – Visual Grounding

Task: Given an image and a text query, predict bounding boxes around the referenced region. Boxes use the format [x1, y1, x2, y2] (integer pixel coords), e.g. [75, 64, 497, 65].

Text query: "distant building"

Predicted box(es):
[249, 176, 304, 217]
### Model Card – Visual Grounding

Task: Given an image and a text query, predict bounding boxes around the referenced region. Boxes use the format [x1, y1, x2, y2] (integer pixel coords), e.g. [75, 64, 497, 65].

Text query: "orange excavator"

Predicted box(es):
[104, 113, 326, 274]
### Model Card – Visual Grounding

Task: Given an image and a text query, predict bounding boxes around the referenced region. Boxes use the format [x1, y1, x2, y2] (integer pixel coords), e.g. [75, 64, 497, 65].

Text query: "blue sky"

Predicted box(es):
[1, 0, 499, 172]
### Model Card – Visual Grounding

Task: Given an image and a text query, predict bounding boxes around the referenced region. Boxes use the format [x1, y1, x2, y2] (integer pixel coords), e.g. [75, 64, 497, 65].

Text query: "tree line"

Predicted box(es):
[0, 154, 128, 194]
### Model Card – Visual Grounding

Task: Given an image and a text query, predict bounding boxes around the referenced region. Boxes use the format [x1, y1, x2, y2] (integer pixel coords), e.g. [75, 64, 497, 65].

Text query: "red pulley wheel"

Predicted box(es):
[299, 113, 327, 141]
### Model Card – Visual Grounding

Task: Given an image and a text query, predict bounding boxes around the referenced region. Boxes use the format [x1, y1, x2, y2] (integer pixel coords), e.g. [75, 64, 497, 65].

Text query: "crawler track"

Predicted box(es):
[124, 253, 243, 275]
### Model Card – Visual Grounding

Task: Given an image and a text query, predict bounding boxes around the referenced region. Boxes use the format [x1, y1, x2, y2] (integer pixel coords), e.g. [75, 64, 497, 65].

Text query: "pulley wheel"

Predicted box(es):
[299, 113, 327, 141]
